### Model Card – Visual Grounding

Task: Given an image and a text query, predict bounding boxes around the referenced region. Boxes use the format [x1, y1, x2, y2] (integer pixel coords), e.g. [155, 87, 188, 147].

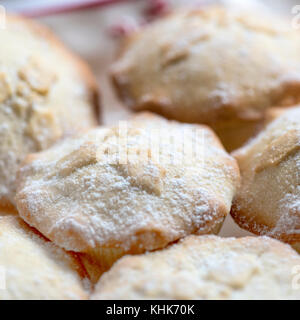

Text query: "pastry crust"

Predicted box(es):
[231, 107, 300, 247]
[264, 105, 298, 125]
[91, 235, 300, 300]
[0, 215, 88, 299]
[0, 15, 99, 210]
[16, 112, 239, 280]
[111, 6, 300, 150]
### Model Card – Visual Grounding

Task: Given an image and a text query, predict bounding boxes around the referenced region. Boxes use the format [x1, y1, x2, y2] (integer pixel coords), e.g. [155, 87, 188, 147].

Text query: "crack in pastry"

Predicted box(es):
[0, 15, 99, 211]
[54, 143, 99, 178]
[160, 31, 212, 69]
[116, 162, 166, 197]
[18, 58, 56, 96]
[255, 130, 300, 173]
[16, 112, 240, 281]
[91, 235, 300, 300]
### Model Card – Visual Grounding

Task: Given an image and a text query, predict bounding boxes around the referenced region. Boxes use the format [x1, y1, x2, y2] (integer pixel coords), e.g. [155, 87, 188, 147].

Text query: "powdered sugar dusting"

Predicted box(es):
[232, 107, 300, 243]
[91, 235, 300, 300]
[0, 17, 97, 207]
[16, 114, 239, 257]
[0, 215, 87, 299]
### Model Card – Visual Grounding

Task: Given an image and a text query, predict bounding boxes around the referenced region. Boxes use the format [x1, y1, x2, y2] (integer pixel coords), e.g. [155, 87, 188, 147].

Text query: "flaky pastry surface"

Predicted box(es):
[16, 113, 239, 269]
[0, 15, 99, 209]
[0, 215, 88, 300]
[112, 7, 300, 150]
[231, 107, 300, 246]
[91, 235, 300, 300]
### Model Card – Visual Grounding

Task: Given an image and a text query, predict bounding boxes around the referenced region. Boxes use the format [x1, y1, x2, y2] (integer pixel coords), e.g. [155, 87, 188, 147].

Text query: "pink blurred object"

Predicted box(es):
[108, 0, 171, 39]
[144, 0, 170, 20]
[108, 19, 140, 38]
[18, 0, 132, 18]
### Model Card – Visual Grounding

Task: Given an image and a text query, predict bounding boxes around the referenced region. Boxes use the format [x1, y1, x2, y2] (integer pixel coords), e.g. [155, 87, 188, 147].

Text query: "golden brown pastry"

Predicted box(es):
[264, 106, 298, 125]
[0, 215, 88, 299]
[0, 15, 99, 212]
[264, 107, 289, 125]
[16, 112, 239, 281]
[111, 6, 300, 151]
[91, 235, 300, 300]
[231, 107, 300, 250]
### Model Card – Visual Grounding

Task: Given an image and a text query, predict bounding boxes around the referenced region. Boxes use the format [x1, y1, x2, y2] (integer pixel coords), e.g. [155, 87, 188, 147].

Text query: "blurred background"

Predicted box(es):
[0, 0, 297, 123]
[0, 0, 298, 236]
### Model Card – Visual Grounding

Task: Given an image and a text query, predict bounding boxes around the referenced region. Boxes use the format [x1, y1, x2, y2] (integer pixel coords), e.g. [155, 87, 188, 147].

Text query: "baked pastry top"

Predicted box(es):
[91, 235, 300, 300]
[16, 112, 239, 276]
[0, 15, 99, 210]
[231, 107, 300, 246]
[0, 215, 88, 300]
[1, 8, 298, 300]
[112, 6, 300, 150]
